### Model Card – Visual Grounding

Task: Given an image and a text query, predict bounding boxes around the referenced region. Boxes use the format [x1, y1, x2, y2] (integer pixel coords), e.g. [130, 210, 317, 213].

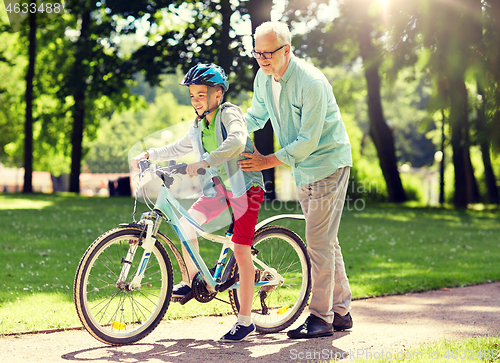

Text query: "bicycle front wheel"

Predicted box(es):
[74, 227, 173, 345]
[229, 226, 311, 333]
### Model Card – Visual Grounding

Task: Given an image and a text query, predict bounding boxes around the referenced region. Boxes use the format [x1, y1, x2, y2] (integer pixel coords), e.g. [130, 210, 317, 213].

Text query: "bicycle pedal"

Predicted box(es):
[179, 291, 193, 305]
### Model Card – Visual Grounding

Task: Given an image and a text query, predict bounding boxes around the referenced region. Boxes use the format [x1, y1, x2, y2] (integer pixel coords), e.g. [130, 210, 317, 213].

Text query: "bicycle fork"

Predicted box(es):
[117, 211, 162, 291]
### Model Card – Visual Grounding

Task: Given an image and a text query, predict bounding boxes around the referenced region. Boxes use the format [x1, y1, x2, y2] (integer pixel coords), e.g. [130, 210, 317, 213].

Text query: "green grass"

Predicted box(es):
[339, 204, 500, 298]
[352, 336, 499, 362]
[0, 193, 499, 336]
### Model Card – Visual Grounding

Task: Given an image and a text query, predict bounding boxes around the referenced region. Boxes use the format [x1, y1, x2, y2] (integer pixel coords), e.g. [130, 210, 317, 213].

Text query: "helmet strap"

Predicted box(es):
[195, 86, 223, 126]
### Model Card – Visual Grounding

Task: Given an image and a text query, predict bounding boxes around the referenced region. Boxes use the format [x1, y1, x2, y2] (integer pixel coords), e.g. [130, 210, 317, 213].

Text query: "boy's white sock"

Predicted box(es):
[237, 314, 253, 327]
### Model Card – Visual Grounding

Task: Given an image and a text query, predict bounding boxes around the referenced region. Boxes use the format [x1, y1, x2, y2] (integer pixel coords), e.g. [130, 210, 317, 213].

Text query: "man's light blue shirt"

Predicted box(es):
[244, 56, 352, 187]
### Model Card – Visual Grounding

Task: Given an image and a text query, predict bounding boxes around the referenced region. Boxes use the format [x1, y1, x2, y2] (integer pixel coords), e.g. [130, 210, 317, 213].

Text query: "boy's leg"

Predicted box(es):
[172, 210, 207, 299]
[173, 182, 230, 299]
[232, 244, 253, 317]
[180, 182, 231, 281]
[179, 209, 207, 280]
[220, 186, 264, 342]
[220, 243, 256, 342]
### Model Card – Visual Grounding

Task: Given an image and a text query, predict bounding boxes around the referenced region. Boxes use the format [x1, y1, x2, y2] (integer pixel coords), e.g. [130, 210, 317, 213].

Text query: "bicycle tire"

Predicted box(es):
[74, 227, 173, 345]
[228, 226, 311, 333]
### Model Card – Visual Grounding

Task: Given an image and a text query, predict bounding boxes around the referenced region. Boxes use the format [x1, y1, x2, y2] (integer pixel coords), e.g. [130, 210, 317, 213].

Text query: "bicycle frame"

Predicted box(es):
[119, 165, 284, 294]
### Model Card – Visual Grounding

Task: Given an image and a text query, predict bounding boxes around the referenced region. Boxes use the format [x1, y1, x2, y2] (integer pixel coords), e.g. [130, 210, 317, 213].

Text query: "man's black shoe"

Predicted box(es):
[333, 312, 353, 331]
[287, 315, 333, 339]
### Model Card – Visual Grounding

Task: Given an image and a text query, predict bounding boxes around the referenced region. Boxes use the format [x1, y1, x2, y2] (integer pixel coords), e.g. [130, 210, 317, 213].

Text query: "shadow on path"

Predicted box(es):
[61, 331, 351, 362]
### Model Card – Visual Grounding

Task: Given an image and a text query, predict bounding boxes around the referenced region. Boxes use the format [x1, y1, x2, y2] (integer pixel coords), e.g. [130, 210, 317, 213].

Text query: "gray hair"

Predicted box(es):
[254, 21, 292, 45]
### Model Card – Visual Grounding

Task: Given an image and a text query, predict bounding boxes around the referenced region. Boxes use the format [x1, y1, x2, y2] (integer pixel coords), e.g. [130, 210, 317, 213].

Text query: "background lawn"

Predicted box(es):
[355, 336, 499, 363]
[0, 194, 499, 335]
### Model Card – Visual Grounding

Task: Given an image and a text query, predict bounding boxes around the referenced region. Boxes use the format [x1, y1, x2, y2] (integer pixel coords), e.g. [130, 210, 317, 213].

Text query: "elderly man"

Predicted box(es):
[239, 21, 353, 339]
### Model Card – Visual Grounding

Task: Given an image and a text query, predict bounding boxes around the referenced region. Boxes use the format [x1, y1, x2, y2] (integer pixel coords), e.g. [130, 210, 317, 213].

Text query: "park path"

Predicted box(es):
[1, 282, 499, 362]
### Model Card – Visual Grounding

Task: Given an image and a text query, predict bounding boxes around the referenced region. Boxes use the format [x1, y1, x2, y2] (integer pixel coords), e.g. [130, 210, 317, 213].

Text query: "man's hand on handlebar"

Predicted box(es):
[186, 160, 209, 177]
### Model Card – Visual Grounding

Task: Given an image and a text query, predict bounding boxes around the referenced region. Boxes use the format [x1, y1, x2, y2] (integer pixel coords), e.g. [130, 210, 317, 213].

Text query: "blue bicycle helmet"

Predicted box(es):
[180, 63, 229, 92]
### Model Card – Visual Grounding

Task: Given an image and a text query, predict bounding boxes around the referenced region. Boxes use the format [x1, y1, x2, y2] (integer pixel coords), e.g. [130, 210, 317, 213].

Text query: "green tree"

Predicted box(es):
[84, 89, 193, 174]
[391, 0, 489, 206]
[0, 30, 25, 169]
[31, 0, 190, 192]
[476, 0, 500, 204]
[291, 0, 408, 203]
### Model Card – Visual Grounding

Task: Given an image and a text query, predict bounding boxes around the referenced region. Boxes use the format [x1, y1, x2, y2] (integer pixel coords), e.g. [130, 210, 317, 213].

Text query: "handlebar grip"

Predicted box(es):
[197, 168, 206, 175]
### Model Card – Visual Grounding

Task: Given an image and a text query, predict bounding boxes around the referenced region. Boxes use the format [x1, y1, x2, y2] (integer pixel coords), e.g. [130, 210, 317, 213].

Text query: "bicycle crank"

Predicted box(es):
[192, 272, 218, 303]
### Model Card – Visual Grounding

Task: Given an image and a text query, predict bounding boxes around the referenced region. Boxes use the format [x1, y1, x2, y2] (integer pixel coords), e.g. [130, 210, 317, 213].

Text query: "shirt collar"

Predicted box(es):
[277, 55, 296, 84]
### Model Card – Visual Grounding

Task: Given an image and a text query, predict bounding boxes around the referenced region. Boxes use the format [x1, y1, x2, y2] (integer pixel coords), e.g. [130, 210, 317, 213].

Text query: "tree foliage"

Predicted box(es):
[386, 0, 499, 205]
[84, 77, 194, 174]
[291, 0, 407, 202]
[1, 0, 498, 206]
[291, 0, 498, 206]
[0, 31, 25, 168]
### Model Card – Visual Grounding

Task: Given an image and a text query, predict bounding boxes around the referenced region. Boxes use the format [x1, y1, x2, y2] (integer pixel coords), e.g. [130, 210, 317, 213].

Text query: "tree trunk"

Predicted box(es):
[461, 83, 481, 204]
[439, 110, 446, 204]
[463, 141, 481, 203]
[432, 0, 481, 208]
[247, 0, 275, 200]
[218, 0, 233, 79]
[448, 77, 468, 208]
[70, 90, 85, 194]
[23, 2, 36, 194]
[357, 23, 407, 203]
[69, 11, 91, 194]
[476, 83, 499, 204]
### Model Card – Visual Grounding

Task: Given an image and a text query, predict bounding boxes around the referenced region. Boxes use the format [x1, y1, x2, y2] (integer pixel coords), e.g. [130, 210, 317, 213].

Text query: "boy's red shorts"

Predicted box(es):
[191, 179, 264, 246]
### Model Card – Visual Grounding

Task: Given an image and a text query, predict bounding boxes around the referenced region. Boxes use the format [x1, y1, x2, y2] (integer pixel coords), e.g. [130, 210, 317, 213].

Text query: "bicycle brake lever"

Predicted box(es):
[138, 159, 151, 174]
[156, 169, 174, 188]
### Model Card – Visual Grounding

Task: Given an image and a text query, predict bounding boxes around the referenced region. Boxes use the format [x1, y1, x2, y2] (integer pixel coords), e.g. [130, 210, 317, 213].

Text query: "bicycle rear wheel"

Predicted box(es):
[74, 227, 173, 345]
[229, 226, 311, 333]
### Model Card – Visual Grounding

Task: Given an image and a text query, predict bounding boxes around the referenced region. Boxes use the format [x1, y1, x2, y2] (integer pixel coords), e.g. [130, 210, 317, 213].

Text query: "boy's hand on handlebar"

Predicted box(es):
[131, 151, 149, 170]
[186, 160, 209, 177]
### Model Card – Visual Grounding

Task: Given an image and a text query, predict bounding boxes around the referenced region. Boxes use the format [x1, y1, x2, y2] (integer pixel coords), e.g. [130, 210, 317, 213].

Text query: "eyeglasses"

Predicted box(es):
[251, 44, 287, 60]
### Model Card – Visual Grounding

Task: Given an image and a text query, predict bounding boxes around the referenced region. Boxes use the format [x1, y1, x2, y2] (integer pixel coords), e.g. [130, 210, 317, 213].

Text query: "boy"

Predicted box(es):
[132, 63, 265, 342]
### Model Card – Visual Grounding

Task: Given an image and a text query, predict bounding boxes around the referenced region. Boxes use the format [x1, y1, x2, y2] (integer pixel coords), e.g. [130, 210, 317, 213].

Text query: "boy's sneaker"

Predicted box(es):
[219, 322, 256, 342]
[171, 282, 191, 299]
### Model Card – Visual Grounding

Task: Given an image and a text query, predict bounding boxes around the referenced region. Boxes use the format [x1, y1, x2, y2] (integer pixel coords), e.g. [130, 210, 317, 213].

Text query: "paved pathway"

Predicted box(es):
[1, 282, 499, 362]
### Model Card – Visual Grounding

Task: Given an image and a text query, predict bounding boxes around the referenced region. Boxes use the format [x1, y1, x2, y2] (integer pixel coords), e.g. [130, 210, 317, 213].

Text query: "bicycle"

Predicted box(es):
[74, 159, 311, 345]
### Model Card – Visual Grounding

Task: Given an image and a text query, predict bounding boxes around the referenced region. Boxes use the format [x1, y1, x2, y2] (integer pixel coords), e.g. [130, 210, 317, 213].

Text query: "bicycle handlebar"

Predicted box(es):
[138, 159, 206, 175]
[137, 159, 206, 189]
[168, 163, 206, 176]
